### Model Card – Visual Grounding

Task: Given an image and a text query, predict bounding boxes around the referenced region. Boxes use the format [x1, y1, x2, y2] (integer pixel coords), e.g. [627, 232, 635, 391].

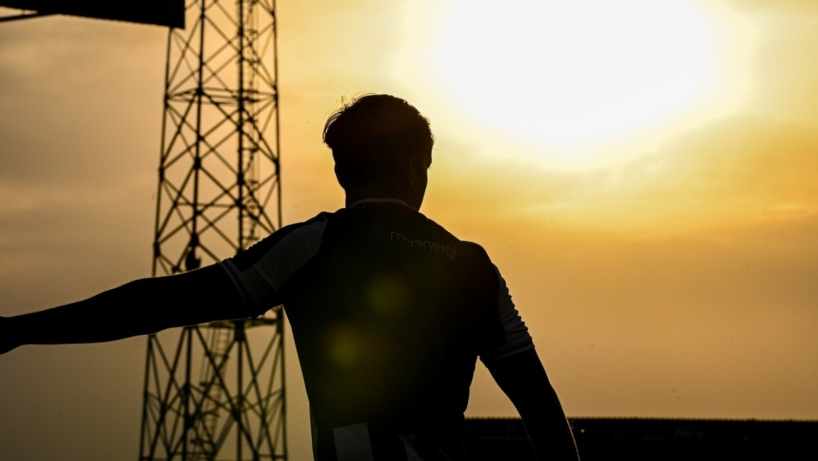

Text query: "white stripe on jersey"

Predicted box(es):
[398, 434, 426, 461]
[333, 422, 375, 461]
[220, 219, 327, 310]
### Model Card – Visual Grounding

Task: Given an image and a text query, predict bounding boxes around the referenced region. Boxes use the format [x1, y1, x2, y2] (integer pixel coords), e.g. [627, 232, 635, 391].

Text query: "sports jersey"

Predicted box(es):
[220, 198, 534, 461]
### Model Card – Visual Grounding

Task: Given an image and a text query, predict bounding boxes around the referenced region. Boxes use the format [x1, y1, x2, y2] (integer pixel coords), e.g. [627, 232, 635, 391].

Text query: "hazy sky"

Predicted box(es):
[1, 0, 818, 459]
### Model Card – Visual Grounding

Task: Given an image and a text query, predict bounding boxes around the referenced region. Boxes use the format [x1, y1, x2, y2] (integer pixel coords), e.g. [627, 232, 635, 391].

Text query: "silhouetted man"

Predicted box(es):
[0, 94, 579, 461]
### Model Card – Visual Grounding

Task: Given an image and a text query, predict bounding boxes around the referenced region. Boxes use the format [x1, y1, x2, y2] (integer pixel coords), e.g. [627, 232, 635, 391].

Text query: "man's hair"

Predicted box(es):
[323, 94, 434, 189]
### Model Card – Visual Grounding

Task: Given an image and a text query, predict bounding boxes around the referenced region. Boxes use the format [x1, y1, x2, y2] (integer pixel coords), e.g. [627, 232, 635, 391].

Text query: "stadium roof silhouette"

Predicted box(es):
[465, 417, 818, 461]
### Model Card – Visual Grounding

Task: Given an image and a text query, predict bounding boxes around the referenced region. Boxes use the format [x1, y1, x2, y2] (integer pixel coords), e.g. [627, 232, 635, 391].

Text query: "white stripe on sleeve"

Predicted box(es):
[480, 266, 535, 363]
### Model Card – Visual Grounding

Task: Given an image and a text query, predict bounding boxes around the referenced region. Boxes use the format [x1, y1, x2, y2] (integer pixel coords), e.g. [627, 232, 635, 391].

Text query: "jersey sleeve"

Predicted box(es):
[479, 266, 535, 364]
[218, 215, 328, 316]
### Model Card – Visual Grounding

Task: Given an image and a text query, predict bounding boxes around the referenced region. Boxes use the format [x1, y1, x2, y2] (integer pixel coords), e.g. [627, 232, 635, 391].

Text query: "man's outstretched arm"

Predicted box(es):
[0, 265, 256, 355]
[487, 348, 580, 461]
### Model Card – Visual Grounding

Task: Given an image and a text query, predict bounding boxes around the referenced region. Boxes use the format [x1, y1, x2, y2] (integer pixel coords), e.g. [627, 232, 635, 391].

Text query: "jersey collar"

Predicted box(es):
[348, 197, 417, 211]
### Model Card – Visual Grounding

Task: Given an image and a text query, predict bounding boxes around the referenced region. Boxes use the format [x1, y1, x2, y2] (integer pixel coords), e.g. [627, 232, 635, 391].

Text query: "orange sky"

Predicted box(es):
[1, 1, 818, 459]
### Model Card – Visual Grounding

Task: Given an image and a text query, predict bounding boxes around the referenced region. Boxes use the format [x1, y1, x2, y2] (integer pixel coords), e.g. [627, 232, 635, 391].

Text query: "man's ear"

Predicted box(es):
[334, 163, 349, 190]
[409, 155, 427, 176]
[405, 156, 420, 186]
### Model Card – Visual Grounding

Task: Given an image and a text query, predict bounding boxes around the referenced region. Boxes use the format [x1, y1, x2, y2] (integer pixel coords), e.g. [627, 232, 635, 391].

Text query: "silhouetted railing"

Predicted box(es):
[465, 417, 818, 460]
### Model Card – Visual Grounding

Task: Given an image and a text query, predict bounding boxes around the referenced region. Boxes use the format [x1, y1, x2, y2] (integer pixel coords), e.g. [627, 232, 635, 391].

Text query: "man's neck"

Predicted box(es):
[347, 197, 415, 210]
[344, 186, 421, 210]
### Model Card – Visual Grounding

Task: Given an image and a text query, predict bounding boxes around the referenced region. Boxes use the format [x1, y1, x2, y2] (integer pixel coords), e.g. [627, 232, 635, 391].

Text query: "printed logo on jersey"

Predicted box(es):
[370, 224, 386, 242]
[389, 231, 457, 260]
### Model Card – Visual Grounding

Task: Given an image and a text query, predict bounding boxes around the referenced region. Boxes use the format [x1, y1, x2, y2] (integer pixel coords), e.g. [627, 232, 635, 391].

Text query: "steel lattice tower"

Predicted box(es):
[139, 0, 285, 460]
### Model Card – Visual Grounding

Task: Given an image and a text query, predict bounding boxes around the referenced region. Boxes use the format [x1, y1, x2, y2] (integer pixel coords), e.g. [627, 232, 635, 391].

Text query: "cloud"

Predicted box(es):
[0, 16, 165, 184]
[732, 0, 818, 16]
[734, 2, 818, 121]
[425, 114, 818, 235]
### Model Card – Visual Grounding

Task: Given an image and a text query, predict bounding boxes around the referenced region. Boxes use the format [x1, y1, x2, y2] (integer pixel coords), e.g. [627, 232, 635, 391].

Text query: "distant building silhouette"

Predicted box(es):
[465, 417, 818, 460]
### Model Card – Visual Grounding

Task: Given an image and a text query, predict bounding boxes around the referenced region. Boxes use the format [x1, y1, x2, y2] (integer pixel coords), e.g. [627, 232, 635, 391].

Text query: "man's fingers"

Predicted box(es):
[0, 316, 20, 355]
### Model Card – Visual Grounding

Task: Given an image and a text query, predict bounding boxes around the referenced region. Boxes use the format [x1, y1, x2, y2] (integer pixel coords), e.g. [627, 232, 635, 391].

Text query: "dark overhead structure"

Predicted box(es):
[0, 0, 184, 28]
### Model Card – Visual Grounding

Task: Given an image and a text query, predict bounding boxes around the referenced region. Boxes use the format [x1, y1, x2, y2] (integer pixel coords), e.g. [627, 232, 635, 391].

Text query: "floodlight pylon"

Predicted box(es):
[139, 0, 285, 460]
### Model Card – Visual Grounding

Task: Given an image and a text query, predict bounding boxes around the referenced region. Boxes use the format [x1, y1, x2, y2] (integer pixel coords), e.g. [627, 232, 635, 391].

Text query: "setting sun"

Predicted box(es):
[427, 0, 750, 165]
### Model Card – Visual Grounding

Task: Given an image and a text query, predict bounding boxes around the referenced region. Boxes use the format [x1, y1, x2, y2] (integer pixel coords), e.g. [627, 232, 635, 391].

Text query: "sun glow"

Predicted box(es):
[411, 0, 750, 166]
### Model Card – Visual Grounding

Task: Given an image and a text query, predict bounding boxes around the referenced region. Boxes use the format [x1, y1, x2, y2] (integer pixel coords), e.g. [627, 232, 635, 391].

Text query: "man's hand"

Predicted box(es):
[0, 316, 21, 355]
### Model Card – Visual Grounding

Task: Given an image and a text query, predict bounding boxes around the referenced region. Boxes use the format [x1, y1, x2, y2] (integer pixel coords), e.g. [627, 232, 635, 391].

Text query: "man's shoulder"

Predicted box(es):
[292, 210, 335, 226]
[230, 212, 333, 269]
[415, 213, 490, 253]
[399, 212, 496, 265]
[264, 211, 334, 244]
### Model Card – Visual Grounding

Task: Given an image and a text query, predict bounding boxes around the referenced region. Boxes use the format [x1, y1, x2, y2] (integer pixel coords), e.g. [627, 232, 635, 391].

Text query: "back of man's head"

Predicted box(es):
[323, 94, 434, 190]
